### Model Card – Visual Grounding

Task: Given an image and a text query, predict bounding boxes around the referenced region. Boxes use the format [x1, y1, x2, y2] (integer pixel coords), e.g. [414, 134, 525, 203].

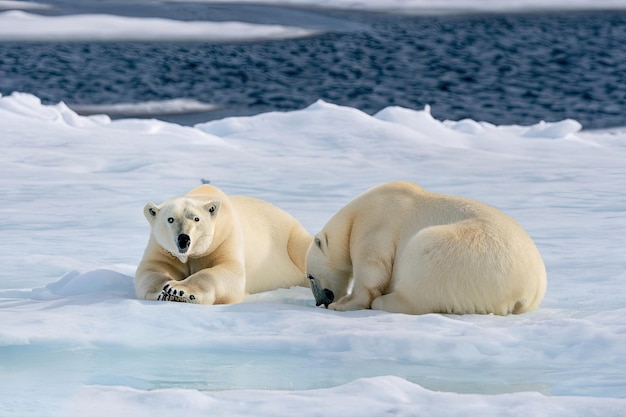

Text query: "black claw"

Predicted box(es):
[167, 287, 173, 294]
[189, 294, 195, 301]
[179, 290, 185, 296]
[163, 284, 170, 291]
[173, 289, 178, 296]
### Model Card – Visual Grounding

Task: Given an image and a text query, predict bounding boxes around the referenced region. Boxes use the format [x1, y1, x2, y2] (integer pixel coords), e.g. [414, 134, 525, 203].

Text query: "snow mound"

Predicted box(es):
[522, 119, 583, 138]
[70, 99, 219, 117]
[1, 92, 625, 417]
[33, 269, 135, 299]
[0, 91, 109, 127]
[71, 376, 626, 417]
[0, 10, 320, 42]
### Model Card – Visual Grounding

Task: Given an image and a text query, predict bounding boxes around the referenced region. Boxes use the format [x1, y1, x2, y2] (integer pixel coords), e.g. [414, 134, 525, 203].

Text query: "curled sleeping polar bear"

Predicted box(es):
[306, 181, 547, 315]
[135, 184, 312, 304]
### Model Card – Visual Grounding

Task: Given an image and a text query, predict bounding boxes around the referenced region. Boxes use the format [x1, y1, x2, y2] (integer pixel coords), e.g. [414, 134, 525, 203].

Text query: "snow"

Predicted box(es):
[1, 89, 625, 416]
[0, 0, 49, 10]
[0, 10, 318, 42]
[1, 0, 625, 45]
[71, 99, 219, 118]
[1, 0, 626, 414]
[105, 0, 626, 13]
[70, 377, 626, 417]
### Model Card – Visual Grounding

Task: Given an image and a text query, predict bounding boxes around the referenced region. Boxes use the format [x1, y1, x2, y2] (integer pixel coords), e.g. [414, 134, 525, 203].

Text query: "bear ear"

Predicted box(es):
[205, 200, 221, 216]
[144, 202, 159, 224]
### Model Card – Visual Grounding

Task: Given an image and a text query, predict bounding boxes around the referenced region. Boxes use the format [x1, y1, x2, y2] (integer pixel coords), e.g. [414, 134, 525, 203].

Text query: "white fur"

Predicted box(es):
[135, 185, 312, 304]
[306, 181, 547, 315]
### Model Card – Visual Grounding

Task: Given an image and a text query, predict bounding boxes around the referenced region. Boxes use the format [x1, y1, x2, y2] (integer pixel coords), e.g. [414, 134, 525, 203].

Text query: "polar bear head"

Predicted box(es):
[306, 231, 353, 308]
[144, 196, 221, 263]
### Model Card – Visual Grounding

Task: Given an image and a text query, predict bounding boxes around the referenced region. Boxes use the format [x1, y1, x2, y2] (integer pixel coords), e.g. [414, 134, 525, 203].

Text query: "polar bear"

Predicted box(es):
[135, 184, 312, 304]
[306, 181, 546, 315]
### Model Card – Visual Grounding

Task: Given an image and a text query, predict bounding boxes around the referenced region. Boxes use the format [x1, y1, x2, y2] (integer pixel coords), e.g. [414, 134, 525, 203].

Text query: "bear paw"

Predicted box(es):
[157, 284, 197, 303]
[327, 294, 369, 311]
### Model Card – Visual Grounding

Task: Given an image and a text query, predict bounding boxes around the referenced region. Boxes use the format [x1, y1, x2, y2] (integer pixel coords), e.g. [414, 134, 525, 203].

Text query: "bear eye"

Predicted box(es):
[194, 217, 200, 222]
[208, 205, 215, 213]
[167, 217, 174, 224]
[315, 237, 322, 249]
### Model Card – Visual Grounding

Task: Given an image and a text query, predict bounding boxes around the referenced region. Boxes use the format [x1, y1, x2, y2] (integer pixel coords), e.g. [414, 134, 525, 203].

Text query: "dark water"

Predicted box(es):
[1, 4, 626, 129]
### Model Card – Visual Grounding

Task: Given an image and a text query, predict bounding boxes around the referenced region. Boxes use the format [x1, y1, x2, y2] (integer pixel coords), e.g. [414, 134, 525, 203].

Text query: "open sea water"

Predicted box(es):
[1, 2, 625, 129]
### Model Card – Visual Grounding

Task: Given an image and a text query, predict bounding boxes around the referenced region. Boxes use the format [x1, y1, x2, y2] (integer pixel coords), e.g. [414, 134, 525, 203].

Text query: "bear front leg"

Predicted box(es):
[159, 262, 246, 305]
[157, 283, 199, 303]
[154, 278, 216, 304]
[329, 291, 373, 311]
[329, 260, 390, 311]
[134, 267, 185, 302]
[135, 269, 208, 304]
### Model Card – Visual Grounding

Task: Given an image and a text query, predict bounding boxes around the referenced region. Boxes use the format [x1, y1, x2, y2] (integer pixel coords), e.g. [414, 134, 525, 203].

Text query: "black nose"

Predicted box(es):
[322, 289, 334, 307]
[177, 234, 190, 252]
[315, 289, 334, 308]
[308, 275, 334, 308]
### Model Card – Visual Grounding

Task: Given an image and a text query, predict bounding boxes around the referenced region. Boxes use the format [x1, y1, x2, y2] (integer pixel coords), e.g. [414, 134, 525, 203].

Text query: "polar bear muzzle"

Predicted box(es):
[308, 274, 334, 308]
[177, 233, 191, 253]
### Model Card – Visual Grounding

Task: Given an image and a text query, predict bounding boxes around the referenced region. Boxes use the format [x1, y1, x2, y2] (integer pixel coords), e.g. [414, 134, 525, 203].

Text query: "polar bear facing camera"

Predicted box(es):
[135, 185, 312, 304]
[306, 181, 547, 315]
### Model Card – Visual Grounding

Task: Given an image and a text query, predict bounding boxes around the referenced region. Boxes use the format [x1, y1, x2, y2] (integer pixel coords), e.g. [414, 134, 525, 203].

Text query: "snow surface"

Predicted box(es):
[2, 0, 626, 45]
[109, 0, 626, 13]
[1, 90, 625, 416]
[0, 0, 49, 10]
[0, 10, 318, 42]
[71, 99, 219, 118]
[1, 1, 625, 414]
